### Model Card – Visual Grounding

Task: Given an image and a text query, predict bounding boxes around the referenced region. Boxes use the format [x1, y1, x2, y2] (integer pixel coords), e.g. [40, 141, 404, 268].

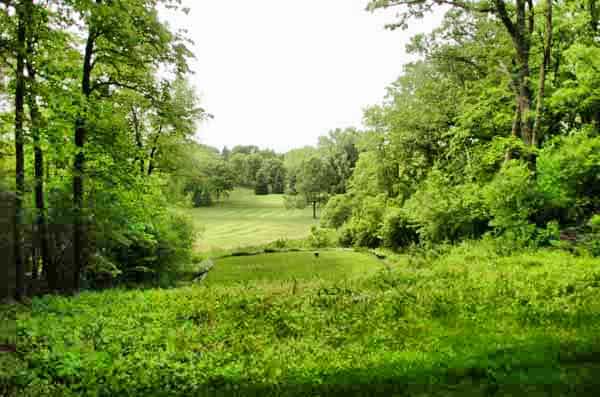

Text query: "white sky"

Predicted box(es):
[162, 1, 446, 153]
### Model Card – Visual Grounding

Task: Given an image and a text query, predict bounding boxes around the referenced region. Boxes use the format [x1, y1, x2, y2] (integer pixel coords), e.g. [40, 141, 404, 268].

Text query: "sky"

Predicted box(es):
[162, 1, 446, 153]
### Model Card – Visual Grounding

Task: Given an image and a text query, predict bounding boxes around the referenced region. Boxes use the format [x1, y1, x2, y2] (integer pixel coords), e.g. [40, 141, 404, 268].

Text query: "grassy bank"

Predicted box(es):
[186, 189, 318, 252]
[2, 242, 600, 396]
[204, 250, 384, 285]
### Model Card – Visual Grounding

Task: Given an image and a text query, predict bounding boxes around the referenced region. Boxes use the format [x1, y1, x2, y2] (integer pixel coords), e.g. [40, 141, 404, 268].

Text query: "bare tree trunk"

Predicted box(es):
[532, 0, 553, 147]
[14, 0, 27, 301]
[493, 0, 533, 145]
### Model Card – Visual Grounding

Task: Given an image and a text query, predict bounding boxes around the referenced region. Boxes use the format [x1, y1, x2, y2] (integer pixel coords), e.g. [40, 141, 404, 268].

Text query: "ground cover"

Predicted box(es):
[2, 242, 600, 396]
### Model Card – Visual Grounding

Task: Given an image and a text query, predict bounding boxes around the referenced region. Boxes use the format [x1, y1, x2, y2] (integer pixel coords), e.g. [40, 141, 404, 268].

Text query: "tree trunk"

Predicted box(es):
[591, 0, 598, 33]
[14, 0, 27, 301]
[73, 23, 95, 292]
[515, 0, 533, 145]
[26, 64, 53, 291]
[493, 0, 533, 145]
[312, 200, 317, 219]
[147, 125, 162, 176]
[131, 106, 145, 174]
[532, 0, 553, 147]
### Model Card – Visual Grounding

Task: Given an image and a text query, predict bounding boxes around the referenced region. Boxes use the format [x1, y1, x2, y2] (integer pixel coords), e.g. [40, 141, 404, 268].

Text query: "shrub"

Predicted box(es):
[320, 194, 354, 228]
[307, 226, 334, 248]
[380, 205, 419, 249]
[403, 170, 489, 244]
[340, 194, 387, 248]
[483, 160, 541, 243]
[537, 129, 600, 222]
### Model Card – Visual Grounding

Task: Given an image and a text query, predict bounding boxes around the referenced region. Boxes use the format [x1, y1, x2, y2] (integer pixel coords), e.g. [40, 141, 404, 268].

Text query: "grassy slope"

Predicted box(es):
[187, 189, 318, 252]
[205, 251, 385, 285]
[3, 242, 600, 396]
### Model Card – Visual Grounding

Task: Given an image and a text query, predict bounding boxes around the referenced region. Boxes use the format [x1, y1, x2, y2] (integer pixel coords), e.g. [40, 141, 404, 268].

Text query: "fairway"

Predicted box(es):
[187, 189, 318, 252]
[204, 251, 385, 285]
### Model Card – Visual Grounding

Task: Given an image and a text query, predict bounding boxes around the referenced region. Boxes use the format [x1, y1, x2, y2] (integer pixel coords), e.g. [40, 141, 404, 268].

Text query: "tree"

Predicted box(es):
[296, 156, 334, 219]
[65, 0, 194, 289]
[367, 0, 550, 148]
[254, 167, 270, 195]
[13, 0, 27, 300]
[317, 128, 361, 193]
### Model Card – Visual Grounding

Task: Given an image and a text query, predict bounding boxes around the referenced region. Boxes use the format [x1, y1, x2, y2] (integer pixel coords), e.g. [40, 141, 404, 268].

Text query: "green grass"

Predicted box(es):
[3, 241, 600, 396]
[186, 189, 318, 252]
[204, 251, 385, 285]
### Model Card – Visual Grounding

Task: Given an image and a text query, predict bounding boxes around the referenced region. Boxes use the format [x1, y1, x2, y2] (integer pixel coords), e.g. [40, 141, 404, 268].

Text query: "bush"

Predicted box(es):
[404, 170, 489, 244]
[483, 160, 541, 243]
[339, 194, 387, 248]
[320, 194, 354, 228]
[380, 205, 419, 249]
[307, 226, 334, 248]
[88, 179, 195, 286]
[537, 129, 600, 222]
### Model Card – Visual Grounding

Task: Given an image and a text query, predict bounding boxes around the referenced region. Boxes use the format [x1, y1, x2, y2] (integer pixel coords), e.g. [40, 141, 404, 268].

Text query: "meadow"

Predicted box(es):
[187, 189, 318, 252]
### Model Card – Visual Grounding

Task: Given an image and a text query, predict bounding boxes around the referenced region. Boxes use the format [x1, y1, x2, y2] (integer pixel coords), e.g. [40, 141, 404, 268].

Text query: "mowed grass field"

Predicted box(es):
[187, 189, 317, 252]
[205, 251, 385, 285]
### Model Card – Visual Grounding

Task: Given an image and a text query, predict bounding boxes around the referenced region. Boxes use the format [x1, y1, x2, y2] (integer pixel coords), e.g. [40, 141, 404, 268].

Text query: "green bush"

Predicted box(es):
[380, 205, 419, 249]
[537, 129, 600, 222]
[403, 170, 489, 244]
[339, 194, 387, 248]
[320, 194, 354, 228]
[88, 179, 195, 285]
[307, 226, 334, 248]
[483, 160, 541, 243]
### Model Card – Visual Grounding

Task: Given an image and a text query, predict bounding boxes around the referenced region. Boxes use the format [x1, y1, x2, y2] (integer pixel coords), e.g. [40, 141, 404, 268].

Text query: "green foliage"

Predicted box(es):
[306, 226, 335, 248]
[339, 194, 387, 248]
[404, 171, 489, 244]
[483, 161, 541, 242]
[537, 129, 600, 219]
[4, 243, 600, 395]
[254, 168, 270, 195]
[380, 205, 419, 249]
[320, 194, 354, 228]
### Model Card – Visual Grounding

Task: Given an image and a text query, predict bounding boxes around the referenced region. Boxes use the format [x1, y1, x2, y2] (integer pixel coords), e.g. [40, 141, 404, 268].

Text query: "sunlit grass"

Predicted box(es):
[185, 189, 318, 252]
[204, 250, 385, 285]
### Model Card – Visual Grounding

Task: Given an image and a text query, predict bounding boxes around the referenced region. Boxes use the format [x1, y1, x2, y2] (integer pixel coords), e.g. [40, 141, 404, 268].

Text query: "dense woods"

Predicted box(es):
[1, 0, 204, 296]
[319, 0, 600, 251]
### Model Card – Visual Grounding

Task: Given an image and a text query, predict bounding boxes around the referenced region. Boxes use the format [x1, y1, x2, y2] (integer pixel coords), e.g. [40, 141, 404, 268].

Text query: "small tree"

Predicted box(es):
[296, 156, 334, 219]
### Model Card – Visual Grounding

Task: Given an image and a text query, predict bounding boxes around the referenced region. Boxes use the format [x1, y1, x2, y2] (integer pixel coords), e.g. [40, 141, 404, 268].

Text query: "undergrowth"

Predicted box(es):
[1, 241, 599, 396]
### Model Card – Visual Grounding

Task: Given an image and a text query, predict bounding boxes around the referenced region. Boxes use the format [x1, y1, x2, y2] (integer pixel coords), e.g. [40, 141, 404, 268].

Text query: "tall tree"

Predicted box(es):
[532, 0, 553, 145]
[67, 0, 193, 290]
[367, 0, 539, 145]
[13, 0, 27, 300]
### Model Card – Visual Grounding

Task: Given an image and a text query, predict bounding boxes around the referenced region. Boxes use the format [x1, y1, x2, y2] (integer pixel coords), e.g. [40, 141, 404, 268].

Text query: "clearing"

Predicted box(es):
[186, 189, 317, 252]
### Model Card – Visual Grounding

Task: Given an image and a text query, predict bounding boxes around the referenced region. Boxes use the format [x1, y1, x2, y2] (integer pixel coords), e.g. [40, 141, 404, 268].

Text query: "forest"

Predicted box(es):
[1, 0, 600, 395]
